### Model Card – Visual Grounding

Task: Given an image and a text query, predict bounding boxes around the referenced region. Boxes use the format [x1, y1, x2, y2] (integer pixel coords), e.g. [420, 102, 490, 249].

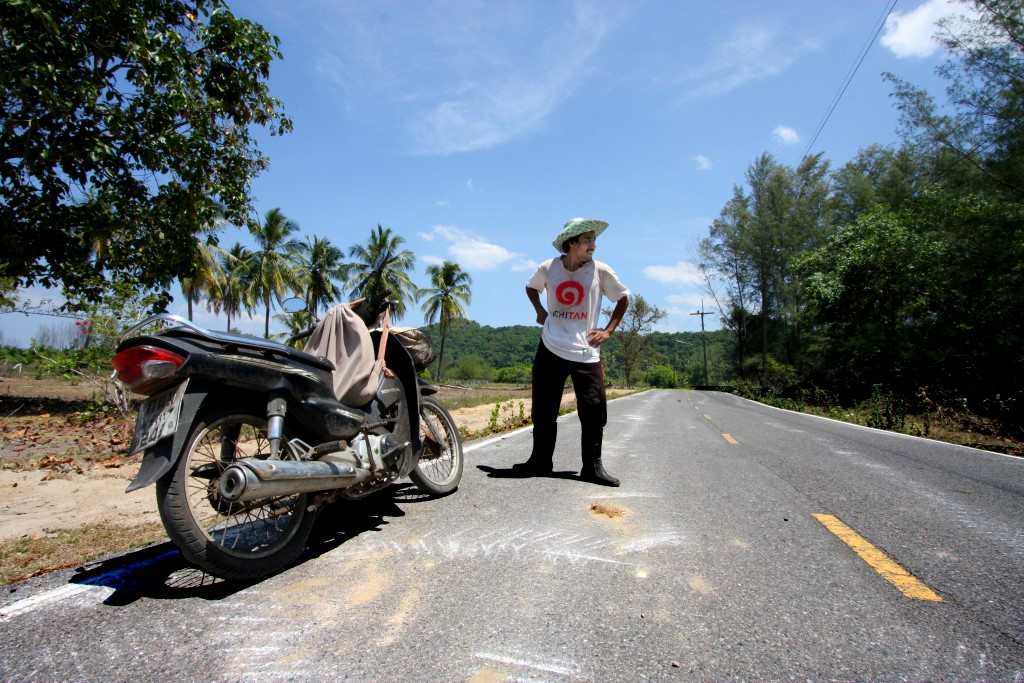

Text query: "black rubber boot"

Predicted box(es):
[510, 456, 553, 476]
[580, 458, 619, 487]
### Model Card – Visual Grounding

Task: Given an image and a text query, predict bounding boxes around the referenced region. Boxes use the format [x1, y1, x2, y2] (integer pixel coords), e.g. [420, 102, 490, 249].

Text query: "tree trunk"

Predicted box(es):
[264, 294, 270, 338]
[436, 318, 447, 382]
[761, 279, 769, 379]
[187, 295, 193, 322]
[227, 309, 232, 333]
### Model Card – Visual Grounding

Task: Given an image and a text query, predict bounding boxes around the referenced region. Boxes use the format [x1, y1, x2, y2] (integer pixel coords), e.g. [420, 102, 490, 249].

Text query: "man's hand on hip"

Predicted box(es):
[587, 329, 611, 347]
[536, 310, 548, 325]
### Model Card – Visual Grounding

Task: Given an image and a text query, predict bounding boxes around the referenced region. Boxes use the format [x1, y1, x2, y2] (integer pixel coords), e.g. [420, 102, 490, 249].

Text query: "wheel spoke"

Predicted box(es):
[181, 414, 306, 559]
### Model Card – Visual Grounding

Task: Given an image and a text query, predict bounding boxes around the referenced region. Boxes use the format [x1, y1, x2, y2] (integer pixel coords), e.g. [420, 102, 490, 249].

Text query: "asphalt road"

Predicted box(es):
[2, 389, 1023, 681]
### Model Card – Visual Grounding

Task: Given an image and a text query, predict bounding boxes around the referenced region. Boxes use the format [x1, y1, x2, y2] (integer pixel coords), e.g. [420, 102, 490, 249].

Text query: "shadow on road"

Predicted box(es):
[67, 482, 430, 606]
[476, 464, 586, 482]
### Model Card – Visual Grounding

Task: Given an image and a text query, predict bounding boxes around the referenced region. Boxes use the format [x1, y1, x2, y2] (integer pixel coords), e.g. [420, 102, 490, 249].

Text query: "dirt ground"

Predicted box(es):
[0, 378, 635, 542]
[0, 375, 101, 402]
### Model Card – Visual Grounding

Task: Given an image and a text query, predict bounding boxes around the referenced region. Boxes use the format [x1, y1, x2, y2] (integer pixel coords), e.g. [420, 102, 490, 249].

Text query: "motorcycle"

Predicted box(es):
[112, 300, 463, 580]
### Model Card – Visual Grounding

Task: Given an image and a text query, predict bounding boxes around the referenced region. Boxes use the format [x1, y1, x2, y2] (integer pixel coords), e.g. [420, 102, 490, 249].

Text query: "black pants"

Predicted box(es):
[530, 340, 607, 465]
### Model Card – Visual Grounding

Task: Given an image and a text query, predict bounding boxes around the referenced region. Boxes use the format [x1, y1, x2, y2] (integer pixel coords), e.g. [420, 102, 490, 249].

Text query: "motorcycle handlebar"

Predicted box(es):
[288, 325, 316, 345]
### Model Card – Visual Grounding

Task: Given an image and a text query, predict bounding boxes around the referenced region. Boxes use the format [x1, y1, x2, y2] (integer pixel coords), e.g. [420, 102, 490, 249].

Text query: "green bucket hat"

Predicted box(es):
[552, 217, 609, 253]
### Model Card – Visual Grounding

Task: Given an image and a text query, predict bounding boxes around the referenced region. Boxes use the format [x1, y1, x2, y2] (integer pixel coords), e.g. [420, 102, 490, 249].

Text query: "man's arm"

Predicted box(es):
[526, 287, 548, 326]
[587, 295, 628, 347]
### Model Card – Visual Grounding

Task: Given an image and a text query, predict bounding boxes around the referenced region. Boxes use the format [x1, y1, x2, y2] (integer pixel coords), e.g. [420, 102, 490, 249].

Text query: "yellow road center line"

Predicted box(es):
[813, 513, 943, 602]
[704, 414, 712, 421]
[722, 433, 738, 445]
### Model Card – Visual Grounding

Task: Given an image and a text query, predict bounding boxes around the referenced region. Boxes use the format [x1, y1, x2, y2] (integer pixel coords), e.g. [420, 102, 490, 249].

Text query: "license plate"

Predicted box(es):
[128, 380, 189, 455]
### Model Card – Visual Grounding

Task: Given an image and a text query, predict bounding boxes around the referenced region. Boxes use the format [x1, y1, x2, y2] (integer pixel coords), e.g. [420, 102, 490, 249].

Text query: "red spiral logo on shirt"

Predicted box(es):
[555, 281, 585, 306]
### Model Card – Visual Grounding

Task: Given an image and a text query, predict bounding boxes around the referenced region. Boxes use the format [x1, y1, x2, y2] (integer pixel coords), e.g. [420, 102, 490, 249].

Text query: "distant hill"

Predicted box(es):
[419, 319, 733, 384]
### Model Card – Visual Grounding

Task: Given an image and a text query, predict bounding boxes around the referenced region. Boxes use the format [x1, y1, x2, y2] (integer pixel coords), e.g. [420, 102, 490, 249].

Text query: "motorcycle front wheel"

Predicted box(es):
[409, 396, 463, 496]
[157, 407, 316, 581]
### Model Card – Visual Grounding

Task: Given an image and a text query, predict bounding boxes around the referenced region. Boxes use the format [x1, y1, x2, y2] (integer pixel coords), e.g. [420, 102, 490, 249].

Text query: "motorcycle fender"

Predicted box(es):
[125, 386, 209, 492]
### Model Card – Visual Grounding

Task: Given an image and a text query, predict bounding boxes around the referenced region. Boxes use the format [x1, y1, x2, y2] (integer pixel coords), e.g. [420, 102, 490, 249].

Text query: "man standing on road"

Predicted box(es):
[512, 217, 630, 486]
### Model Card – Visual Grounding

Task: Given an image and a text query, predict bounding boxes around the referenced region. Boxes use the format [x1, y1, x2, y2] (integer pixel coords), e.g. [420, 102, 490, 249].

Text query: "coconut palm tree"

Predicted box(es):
[248, 208, 303, 337]
[273, 309, 315, 348]
[297, 235, 345, 318]
[180, 238, 224, 322]
[418, 260, 472, 381]
[343, 225, 417, 320]
[218, 242, 255, 332]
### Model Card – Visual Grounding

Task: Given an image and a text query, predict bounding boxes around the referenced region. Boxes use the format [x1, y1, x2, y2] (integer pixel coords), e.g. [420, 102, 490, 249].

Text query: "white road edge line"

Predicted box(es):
[725, 392, 1023, 463]
[0, 583, 115, 622]
[0, 547, 180, 622]
[462, 390, 651, 454]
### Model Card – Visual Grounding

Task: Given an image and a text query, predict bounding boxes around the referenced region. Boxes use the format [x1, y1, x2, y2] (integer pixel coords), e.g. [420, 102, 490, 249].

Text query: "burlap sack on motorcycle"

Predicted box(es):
[304, 303, 380, 406]
[391, 327, 435, 371]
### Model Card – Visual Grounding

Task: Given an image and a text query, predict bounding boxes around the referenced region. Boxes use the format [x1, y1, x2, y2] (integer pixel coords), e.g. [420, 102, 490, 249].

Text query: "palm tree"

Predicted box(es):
[344, 225, 417, 319]
[218, 242, 255, 332]
[297, 235, 345, 318]
[248, 208, 303, 337]
[272, 309, 315, 348]
[181, 238, 224, 322]
[418, 261, 472, 381]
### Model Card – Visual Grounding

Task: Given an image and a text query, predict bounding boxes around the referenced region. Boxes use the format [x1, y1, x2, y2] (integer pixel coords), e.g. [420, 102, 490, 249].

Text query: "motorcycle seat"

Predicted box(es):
[166, 328, 335, 372]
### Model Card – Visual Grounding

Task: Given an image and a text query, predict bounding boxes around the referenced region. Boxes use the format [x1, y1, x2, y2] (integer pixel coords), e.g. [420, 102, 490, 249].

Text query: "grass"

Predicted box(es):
[435, 384, 532, 411]
[740, 393, 1024, 457]
[0, 521, 166, 585]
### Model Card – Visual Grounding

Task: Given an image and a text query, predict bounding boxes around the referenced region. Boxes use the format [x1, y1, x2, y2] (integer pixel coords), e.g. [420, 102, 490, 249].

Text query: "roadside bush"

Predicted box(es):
[494, 364, 531, 384]
[447, 354, 494, 382]
[741, 355, 798, 394]
[645, 364, 677, 388]
[864, 384, 906, 431]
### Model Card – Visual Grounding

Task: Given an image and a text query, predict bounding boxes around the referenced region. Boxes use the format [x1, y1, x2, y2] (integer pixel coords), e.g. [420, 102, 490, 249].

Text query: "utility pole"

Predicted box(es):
[690, 299, 715, 387]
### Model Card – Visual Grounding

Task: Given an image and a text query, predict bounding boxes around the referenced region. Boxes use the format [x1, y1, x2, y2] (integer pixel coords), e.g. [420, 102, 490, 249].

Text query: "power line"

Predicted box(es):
[803, 0, 899, 158]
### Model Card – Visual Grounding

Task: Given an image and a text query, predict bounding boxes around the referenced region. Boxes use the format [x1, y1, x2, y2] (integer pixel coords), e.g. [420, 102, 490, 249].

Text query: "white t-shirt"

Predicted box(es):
[526, 258, 630, 363]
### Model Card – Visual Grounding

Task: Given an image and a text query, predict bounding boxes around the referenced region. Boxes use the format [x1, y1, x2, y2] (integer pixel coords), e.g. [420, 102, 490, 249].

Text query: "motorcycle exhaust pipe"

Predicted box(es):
[218, 457, 370, 503]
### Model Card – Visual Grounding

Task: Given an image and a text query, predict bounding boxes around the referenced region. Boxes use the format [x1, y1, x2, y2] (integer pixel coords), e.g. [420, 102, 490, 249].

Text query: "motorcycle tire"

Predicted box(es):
[409, 397, 463, 497]
[156, 406, 317, 581]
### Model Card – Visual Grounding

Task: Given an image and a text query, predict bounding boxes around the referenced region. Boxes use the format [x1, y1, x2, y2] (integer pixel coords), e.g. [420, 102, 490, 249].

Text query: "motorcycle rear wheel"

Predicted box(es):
[157, 408, 316, 581]
[410, 397, 463, 496]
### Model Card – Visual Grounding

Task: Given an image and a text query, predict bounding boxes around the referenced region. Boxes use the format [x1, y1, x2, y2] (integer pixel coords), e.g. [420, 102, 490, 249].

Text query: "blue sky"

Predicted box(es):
[4, 0, 969, 346]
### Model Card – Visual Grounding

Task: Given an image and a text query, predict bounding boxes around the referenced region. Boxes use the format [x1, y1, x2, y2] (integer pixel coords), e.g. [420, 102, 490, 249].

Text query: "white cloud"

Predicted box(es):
[680, 26, 818, 97]
[422, 255, 446, 267]
[466, 179, 474, 191]
[773, 125, 800, 144]
[693, 155, 712, 171]
[434, 200, 449, 208]
[881, 0, 977, 59]
[420, 225, 533, 271]
[643, 261, 704, 285]
[316, 3, 626, 155]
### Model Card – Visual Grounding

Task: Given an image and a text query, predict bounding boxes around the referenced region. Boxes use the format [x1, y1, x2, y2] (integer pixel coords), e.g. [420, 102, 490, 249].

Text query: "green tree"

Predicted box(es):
[0, 277, 16, 308]
[297, 236, 345, 318]
[800, 207, 943, 396]
[645, 364, 677, 388]
[611, 295, 666, 387]
[218, 242, 254, 332]
[248, 208, 302, 337]
[273, 309, 314, 349]
[0, 0, 292, 303]
[344, 225, 417, 320]
[885, 0, 1024, 194]
[701, 187, 755, 376]
[181, 239, 224, 322]
[418, 261, 472, 382]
